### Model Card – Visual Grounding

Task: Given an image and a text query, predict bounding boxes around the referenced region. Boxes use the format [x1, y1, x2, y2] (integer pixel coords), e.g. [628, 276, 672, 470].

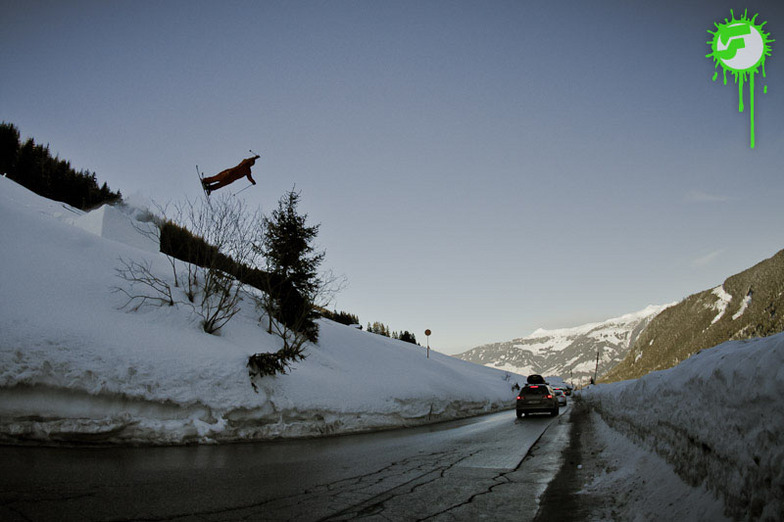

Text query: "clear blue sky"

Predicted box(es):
[3, 1, 783, 354]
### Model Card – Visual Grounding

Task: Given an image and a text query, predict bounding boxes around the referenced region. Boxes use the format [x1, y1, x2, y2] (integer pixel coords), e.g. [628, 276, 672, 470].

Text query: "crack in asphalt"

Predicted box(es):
[89, 450, 461, 522]
[315, 451, 472, 521]
[2, 412, 567, 521]
[414, 426, 555, 521]
[102, 420, 566, 521]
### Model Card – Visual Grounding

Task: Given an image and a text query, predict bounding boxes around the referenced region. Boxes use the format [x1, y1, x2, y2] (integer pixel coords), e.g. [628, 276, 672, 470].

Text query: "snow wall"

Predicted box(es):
[580, 332, 784, 521]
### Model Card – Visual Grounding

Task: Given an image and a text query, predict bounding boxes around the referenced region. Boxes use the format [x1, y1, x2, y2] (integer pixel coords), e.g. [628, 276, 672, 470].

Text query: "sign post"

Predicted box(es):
[424, 329, 431, 359]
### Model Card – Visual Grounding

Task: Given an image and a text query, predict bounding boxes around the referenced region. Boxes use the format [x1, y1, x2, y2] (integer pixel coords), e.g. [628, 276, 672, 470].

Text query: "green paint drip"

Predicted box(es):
[706, 10, 774, 149]
[750, 71, 755, 148]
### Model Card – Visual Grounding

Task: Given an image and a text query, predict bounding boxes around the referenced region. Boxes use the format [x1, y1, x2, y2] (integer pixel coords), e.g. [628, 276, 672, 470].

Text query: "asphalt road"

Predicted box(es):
[0, 407, 571, 521]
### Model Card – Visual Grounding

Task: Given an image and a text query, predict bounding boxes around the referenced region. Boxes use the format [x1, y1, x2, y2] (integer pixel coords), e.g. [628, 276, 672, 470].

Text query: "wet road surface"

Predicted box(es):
[1, 407, 572, 521]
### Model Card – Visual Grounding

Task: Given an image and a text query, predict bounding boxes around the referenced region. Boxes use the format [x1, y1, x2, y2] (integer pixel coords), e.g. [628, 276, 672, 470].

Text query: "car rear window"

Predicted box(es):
[523, 386, 548, 395]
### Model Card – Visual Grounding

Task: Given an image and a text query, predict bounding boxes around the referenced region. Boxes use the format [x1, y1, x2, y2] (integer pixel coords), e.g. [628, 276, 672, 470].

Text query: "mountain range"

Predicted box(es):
[457, 248, 784, 386]
[455, 304, 671, 385]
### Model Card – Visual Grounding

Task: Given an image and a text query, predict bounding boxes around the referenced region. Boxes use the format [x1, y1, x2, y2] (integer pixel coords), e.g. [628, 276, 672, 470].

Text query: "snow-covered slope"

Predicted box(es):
[580, 333, 784, 521]
[0, 177, 522, 445]
[456, 305, 671, 384]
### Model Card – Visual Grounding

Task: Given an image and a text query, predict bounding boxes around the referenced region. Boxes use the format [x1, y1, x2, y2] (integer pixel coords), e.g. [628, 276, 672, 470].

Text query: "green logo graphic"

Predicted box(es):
[706, 9, 773, 149]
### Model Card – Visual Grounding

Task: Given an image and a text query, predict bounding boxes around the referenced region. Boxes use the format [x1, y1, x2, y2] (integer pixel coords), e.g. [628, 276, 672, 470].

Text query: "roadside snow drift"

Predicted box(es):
[581, 333, 784, 521]
[0, 177, 522, 445]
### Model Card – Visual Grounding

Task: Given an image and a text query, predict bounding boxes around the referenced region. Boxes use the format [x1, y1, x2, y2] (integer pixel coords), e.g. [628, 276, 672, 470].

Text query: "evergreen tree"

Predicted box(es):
[325, 310, 359, 326]
[368, 321, 391, 337]
[0, 122, 20, 175]
[0, 122, 120, 208]
[398, 331, 418, 345]
[261, 188, 325, 343]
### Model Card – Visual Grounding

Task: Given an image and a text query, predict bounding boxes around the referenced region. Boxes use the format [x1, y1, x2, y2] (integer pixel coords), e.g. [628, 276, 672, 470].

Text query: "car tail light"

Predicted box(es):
[516, 396, 523, 400]
[529, 385, 539, 389]
[545, 394, 553, 399]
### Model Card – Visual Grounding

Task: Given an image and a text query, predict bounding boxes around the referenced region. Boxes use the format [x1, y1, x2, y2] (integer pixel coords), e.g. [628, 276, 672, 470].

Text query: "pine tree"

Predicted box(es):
[0, 122, 20, 175]
[249, 189, 327, 380]
[398, 331, 418, 344]
[261, 189, 325, 343]
[0, 122, 120, 208]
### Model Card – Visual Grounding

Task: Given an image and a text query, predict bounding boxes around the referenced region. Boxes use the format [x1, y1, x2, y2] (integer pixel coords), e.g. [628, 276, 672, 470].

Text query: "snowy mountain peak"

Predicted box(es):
[455, 304, 672, 385]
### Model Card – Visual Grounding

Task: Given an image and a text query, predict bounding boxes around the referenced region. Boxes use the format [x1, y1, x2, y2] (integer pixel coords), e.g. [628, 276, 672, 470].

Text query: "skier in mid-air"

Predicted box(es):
[201, 155, 260, 195]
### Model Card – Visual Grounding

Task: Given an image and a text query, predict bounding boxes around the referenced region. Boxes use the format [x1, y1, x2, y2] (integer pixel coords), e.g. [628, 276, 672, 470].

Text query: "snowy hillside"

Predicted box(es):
[456, 305, 671, 384]
[580, 333, 784, 521]
[604, 248, 784, 382]
[0, 177, 522, 445]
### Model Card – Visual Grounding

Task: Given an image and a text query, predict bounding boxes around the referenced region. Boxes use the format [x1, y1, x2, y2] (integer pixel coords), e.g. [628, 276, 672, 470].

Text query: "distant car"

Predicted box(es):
[516, 384, 559, 418]
[554, 389, 567, 407]
[551, 385, 567, 398]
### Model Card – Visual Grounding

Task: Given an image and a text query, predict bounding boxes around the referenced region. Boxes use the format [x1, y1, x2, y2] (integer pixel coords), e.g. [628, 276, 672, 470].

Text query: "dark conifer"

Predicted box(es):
[261, 189, 325, 343]
[0, 122, 121, 209]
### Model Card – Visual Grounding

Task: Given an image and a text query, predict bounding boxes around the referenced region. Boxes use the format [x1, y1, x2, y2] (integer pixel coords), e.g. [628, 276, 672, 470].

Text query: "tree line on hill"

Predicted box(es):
[366, 322, 419, 345]
[319, 309, 360, 326]
[0, 122, 121, 210]
[317, 310, 419, 345]
[317, 311, 419, 345]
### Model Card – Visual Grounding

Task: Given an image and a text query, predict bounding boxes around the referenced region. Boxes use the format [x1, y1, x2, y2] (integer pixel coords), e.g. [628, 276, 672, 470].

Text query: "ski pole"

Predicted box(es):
[233, 183, 254, 196]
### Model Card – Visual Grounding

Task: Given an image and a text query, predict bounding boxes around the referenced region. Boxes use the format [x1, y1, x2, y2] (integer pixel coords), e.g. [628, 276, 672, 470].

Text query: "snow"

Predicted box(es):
[580, 332, 784, 520]
[529, 305, 670, 341]
[732, 292, 752, 321]
[3, 177, 782, 518]
[0, 177, 522, 445]
[72, 202, 159, 253]
[709, 285, 733, 324]
[578, 409, 730, 521]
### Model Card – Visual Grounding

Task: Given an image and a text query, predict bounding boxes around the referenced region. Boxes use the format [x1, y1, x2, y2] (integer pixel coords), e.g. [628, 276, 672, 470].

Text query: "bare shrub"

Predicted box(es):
[113, 257, 174, 310]
[116, 195, 264, 334]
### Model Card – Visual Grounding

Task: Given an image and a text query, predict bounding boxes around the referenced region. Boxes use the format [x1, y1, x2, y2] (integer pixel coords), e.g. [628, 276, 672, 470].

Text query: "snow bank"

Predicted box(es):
[580, 333, 784, 520]
[0, 177, 521, 445]
[579, 410, 729, 521]
[71, 202, 159, 253]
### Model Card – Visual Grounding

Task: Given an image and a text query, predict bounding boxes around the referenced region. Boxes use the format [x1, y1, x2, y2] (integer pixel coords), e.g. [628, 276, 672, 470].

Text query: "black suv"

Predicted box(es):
[516, 383, 559, 418]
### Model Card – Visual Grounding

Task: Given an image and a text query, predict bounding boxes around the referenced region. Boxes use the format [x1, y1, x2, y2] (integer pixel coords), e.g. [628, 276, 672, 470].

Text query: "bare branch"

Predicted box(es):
[113, 257, 174, 310]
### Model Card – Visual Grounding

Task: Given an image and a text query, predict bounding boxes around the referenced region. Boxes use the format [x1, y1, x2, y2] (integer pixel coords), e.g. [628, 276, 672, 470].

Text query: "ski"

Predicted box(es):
[196, 165, 211, 199]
